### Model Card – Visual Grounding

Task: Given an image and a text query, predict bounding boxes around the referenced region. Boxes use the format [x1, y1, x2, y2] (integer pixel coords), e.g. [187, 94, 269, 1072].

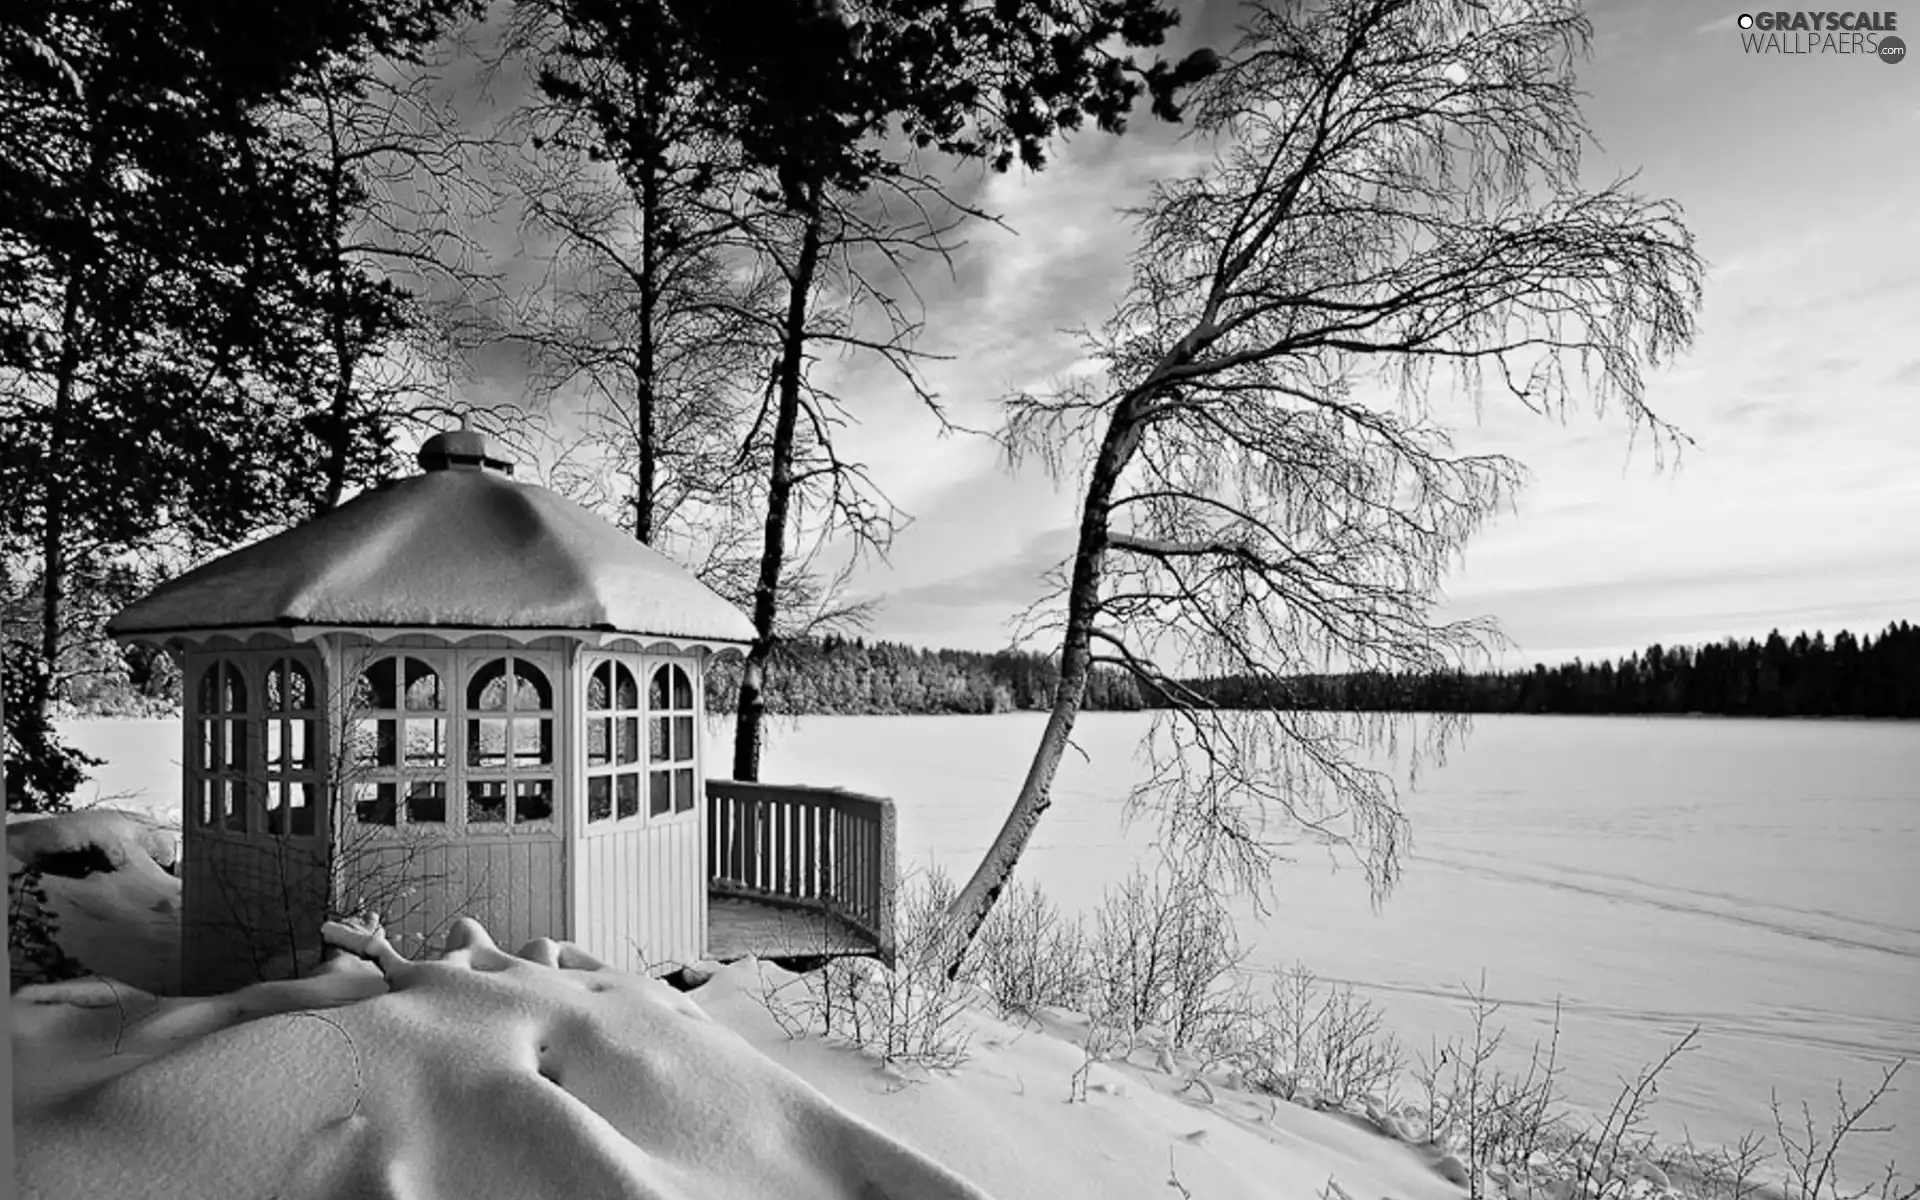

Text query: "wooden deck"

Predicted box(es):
[706, 894, 873, 961]
[705, 781, 897, 967]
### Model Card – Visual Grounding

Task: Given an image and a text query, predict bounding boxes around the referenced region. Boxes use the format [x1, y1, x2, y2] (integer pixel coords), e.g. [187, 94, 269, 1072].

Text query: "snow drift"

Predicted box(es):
[8, 807, 180, 993]
[13, 917, 993, 1200]
[9, 805, 1472, 1200]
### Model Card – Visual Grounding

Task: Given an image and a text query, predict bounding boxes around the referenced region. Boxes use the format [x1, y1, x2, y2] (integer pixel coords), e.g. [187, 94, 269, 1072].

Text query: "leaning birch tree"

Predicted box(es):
[943, 0, 1706, 972]
[506, 0, 774, 548]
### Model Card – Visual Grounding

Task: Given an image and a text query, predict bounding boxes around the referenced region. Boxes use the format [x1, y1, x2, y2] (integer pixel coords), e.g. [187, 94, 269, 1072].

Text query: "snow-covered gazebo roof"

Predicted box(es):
[108, 429, 756, 648]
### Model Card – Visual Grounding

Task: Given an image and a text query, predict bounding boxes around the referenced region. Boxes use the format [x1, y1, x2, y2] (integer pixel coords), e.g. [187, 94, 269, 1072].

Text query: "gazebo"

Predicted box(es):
[109, 426, 895, 995]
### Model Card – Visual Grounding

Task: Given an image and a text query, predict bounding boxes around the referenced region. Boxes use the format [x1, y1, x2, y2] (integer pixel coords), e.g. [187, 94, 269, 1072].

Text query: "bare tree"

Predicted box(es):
[487, 1, 897, 704]
[261, 32, 513, 508]
[943, 0, 1705, 973]
[718, 166, 977, 778]
[642, 0, 1213, 783]
[499, 0, 776, 547]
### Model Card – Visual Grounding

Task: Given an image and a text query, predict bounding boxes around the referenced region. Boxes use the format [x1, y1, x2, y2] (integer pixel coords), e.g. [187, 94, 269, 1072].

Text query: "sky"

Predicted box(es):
[465, 0, 1920, 668]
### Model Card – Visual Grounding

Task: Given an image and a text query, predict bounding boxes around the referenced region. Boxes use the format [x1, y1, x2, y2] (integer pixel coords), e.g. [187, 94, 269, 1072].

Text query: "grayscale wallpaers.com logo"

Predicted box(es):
[1737, 11, 1905, 60]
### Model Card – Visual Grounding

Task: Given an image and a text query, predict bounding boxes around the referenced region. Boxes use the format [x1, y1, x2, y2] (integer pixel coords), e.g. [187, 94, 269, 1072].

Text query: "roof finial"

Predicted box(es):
[418, 415, 513, 476]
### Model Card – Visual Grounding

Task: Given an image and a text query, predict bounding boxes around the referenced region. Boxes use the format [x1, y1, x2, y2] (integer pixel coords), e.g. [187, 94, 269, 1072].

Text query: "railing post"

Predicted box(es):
[755, 797, 770, 891]
[773, 800, 786, 896]
[732, 796, 745, 887]
[874, 798, 896, 968]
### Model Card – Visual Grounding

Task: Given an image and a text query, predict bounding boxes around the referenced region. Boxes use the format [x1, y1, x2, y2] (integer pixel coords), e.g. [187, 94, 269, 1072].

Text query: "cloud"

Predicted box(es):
[1445, 550, 1920, 664]
[838, 452, 1084, 649]
[439, 1, 1920, 666]
[880, 525, 1076, 611]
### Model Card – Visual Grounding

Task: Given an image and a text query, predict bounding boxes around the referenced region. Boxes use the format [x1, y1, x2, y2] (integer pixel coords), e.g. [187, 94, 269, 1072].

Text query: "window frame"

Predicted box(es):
[185, 648, 326, 842]
[262, 655, 324, 838]
[581, 652, 648, 832]
[645, 658, 701, 820]
[343, 646, 561, 839]
[459, 651, 559, 834]
[189, 656, 256, 835]
[345, 650, 454, 833]
[579, 651, 704, 835]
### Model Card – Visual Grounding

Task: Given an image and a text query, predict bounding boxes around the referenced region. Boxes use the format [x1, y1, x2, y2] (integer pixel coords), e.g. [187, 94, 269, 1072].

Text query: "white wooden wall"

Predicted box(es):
[179, 637, 331, 994]
[341, 836, 567, 956]
[571, 814, 705, 972]
[173, 631, 713, 986]
[181, 828, 332, 994]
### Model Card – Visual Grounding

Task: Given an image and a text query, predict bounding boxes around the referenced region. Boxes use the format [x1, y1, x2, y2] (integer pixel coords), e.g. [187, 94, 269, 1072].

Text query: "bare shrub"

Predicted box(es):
[1397, 979, 1916, 1200]
[1663, 1131, 1772, 1200]
[969, 876, 1092, 1018]
[1409, 975, 1575, 1199]
[757, 864, 974, 1070]
[1773, 1062, 1917, 1200]
[1308, 974, 1405, 1109]
[1225, 963, 1402, 1109]
[8, 866, 87, 989]
[1565, 1028, 1698, 1200]
[1067, 1012, 1122, 1104]
[1087, 859, 1245, 1050]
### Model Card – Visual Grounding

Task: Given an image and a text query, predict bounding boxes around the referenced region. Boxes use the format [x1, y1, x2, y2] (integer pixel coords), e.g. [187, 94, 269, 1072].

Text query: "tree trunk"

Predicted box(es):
[319, 377, 354, 511]
[732, 184, 825, 782]
[36, 275, 86, 723]
[314, 86, 354, 513]
[320, 250, 355, 511]
[634, 98, 659, 545]
[320, 249, 354, 510]
[941, 401, 1150, 978]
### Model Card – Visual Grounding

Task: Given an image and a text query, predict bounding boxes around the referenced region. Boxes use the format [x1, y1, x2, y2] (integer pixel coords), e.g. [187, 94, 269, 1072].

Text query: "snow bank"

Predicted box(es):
[8, 808, 180, 995]
[14, 920, 993, 1200]
[7, 807, 178, 874]
[10, 807, 1466, 1199]
[694, 962, 1464, 1200]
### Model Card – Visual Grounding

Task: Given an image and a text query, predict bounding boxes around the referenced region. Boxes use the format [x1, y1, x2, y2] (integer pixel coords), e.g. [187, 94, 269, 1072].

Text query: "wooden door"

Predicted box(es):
[571, 649, 705, 972]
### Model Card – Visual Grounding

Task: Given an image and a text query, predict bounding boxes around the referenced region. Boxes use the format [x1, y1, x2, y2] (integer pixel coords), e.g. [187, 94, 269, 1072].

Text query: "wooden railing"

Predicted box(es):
[706, 780, 896, 967]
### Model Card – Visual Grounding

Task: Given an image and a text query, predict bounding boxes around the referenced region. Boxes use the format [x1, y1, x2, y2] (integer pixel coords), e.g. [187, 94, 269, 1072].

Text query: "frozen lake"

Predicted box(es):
[63, 711, 1920, 1182]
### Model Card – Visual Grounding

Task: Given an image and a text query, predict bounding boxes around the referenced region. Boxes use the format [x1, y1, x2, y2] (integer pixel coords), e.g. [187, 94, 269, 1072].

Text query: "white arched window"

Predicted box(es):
[350, 655, 449, 827]
[348, 650, 557, 834]
[648, 662, 697, 816]
[585, 658, 643, 825]
[193, 659, 251, 831]
[464, 655, 555, 827]
[263, 657, 321, 837]
[186, 650, 322, 839]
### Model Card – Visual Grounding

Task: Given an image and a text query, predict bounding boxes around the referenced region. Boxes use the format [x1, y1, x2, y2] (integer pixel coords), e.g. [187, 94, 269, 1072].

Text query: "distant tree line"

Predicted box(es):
[704, 634, 1149, 716]
[1183, 622, 1920, 719]
[704, 622, 1919, 720]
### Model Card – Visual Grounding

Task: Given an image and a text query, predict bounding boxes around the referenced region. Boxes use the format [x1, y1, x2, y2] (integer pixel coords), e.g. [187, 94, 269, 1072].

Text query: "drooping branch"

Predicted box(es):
[944, 0, 1705, 972]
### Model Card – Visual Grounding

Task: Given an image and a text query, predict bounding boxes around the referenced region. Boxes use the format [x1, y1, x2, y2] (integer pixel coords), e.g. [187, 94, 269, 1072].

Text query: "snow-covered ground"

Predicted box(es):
[9, 807, 1466, 1200]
